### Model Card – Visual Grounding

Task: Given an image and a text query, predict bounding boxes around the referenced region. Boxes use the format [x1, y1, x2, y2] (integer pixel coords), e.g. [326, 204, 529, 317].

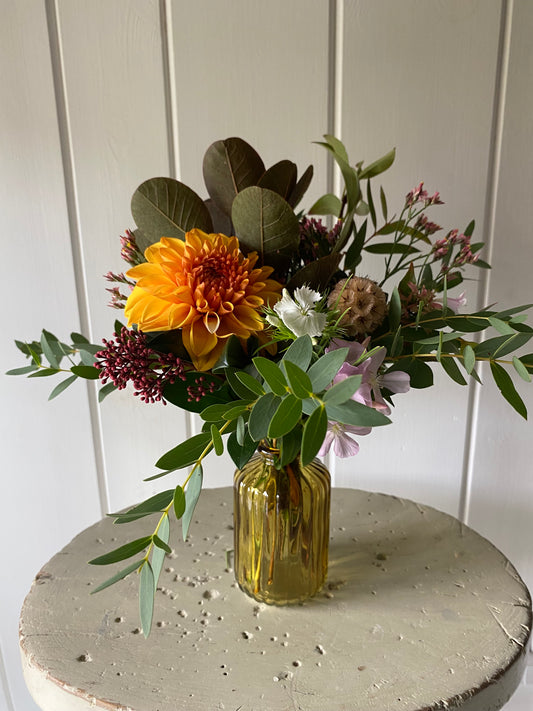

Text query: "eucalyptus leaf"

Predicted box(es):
[203, 137, 265, 216]
[173, 485, 186, 519]
[490, 361, 527, 419]
[70, 365, 100, 380]
[182, 465, 204, 540]
[268, 394, 302, 438]
[232, 186, 300, 262]
[283, 361, 312, 398]
[253, 356, 288, 396]
[140, 562, 155, 638]
[5, 365, 39, 376]
[131, 177, 212, 245]
[307, 347, 349, 392]
[111, 490, 174, 524]
[440, 356, 467, 385]
[153, 534, 172, 554]
[40, 330, 60, 369]
[513, 357, 531, 382]
[91, 559, 142, 594]
[388, 287, 401, 331]
[365, 243, 420, 255]
[359, 148, 396, 179]
[151, 515, 170, 593]
[88, 536, 153, 566]
[248, 392, 281, 441]
[462, 345, 476, 374]
[155, 432, 211, 470]
[323, 375, 362, 405]
[227, 429, 257, 469]
[279, 426, 302, 467]
[98, 382, 117, 402]
[301, 406, 328, 466]
[211, 424, 224, 456]
[235, 371, 264, 397]
[325, 400, 390, 427]
[27, 368, 60, 378]
[282, 335, 313, 371]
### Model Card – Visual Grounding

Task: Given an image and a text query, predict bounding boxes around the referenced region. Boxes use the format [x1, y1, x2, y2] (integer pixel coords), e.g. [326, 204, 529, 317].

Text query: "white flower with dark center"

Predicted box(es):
[270, 286, 327, 338]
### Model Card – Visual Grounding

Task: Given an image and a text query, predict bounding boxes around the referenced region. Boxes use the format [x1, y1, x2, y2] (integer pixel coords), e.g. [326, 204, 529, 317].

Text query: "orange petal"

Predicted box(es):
[182, 319, 218, 357]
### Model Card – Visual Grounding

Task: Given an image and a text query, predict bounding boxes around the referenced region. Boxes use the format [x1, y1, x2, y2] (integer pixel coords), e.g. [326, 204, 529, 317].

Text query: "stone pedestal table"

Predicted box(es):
[20, 488, 532, 710]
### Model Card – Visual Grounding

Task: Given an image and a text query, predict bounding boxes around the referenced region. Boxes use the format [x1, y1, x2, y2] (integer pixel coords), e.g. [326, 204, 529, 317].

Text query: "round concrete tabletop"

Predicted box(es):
[20, 488, 531, 711]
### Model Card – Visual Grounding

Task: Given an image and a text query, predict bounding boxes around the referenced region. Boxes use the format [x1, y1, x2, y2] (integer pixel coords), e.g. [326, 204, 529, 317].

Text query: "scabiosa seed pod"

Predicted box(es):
[328, 276, 388, 337]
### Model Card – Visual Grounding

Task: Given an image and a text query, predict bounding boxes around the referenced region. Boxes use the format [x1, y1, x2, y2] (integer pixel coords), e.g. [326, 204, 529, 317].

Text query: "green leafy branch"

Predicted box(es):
[375, 299, 533, 418]
[6, 328, 116, 402]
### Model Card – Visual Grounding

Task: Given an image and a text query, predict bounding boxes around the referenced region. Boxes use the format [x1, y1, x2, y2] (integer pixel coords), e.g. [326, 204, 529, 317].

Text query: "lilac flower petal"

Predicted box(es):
[333, 431, 360, 458]
[381, 371, 410, 394]
[317, 429, 334, 457]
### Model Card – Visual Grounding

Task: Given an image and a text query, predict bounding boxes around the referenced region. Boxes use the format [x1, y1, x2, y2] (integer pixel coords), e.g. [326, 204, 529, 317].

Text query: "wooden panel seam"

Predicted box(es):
[45, 0, 110, 516]
[458, 0, 513, 526]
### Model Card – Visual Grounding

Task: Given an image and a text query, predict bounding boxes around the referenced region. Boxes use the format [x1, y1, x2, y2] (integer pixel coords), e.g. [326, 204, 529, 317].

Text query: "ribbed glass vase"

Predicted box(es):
[233, 446, 330, 605]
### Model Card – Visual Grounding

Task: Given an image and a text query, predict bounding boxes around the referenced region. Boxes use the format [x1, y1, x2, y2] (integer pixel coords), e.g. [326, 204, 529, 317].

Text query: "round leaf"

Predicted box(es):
[203, 137, 265, 216]
[131, 177, 213, 246]
[232, 186, 299, 261]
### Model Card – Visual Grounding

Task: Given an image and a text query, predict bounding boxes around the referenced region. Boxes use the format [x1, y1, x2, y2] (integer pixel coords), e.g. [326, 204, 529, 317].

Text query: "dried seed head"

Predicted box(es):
[328, 277, 387, 336]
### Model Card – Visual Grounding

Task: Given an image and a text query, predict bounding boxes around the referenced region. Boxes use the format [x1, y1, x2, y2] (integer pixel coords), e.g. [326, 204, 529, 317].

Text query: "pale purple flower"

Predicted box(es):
[435, 291, 467, 313]
[328, 339, 410, 415]
[318, 422, 371, 458]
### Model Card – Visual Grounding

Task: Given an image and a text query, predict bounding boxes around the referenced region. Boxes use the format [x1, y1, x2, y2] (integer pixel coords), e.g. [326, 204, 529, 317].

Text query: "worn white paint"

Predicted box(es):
[1, 1, 532, 708]
[19, 488, 531, 711]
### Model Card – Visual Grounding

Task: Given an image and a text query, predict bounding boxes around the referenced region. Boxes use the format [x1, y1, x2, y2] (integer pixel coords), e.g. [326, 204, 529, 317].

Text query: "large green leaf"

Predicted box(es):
[257, 160, 297, 200]
[287, 253, 342, 292]
[131, 177, 212, 245]
[232, 186, 300, 261]
[287, 164, 313, 208]
[203, 137, 265, 216]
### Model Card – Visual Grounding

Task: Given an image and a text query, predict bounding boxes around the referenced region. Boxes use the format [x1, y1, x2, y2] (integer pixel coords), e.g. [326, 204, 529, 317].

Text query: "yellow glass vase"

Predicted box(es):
[233, 446, 330, 604]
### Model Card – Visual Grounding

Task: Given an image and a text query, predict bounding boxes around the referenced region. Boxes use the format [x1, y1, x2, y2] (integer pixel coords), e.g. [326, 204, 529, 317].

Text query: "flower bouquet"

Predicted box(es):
[9, 135, 533, 635]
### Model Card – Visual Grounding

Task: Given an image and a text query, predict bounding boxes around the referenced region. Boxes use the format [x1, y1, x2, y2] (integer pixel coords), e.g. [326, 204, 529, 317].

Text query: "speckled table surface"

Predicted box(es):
[20, 488, 531, 711]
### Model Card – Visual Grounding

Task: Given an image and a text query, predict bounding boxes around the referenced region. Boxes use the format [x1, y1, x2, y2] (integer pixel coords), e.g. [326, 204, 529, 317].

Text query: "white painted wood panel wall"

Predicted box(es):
[1, 1, 531, 709]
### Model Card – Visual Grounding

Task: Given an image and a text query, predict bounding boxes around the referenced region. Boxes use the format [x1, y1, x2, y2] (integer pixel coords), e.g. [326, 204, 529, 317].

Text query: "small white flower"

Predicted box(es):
[273, 286, 327, 338]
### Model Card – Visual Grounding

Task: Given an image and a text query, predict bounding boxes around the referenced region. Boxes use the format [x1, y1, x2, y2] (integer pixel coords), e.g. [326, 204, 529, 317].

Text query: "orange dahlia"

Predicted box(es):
[124, 229, 282, 371]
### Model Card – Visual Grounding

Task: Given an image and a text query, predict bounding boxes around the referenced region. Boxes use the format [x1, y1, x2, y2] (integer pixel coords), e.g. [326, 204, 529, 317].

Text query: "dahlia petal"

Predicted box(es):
[204, 312, 220, 334]
[183, 319, 218, 358]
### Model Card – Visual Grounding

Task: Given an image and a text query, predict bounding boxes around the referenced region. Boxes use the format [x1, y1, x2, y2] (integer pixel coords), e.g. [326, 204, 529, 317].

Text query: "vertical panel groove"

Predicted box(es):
[159, 0, 194, 442]
[326, 0, 342, 481]
[458, 0, 513, 524]
[45, 0, 110, 515]
[0, 640, 15, 711]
